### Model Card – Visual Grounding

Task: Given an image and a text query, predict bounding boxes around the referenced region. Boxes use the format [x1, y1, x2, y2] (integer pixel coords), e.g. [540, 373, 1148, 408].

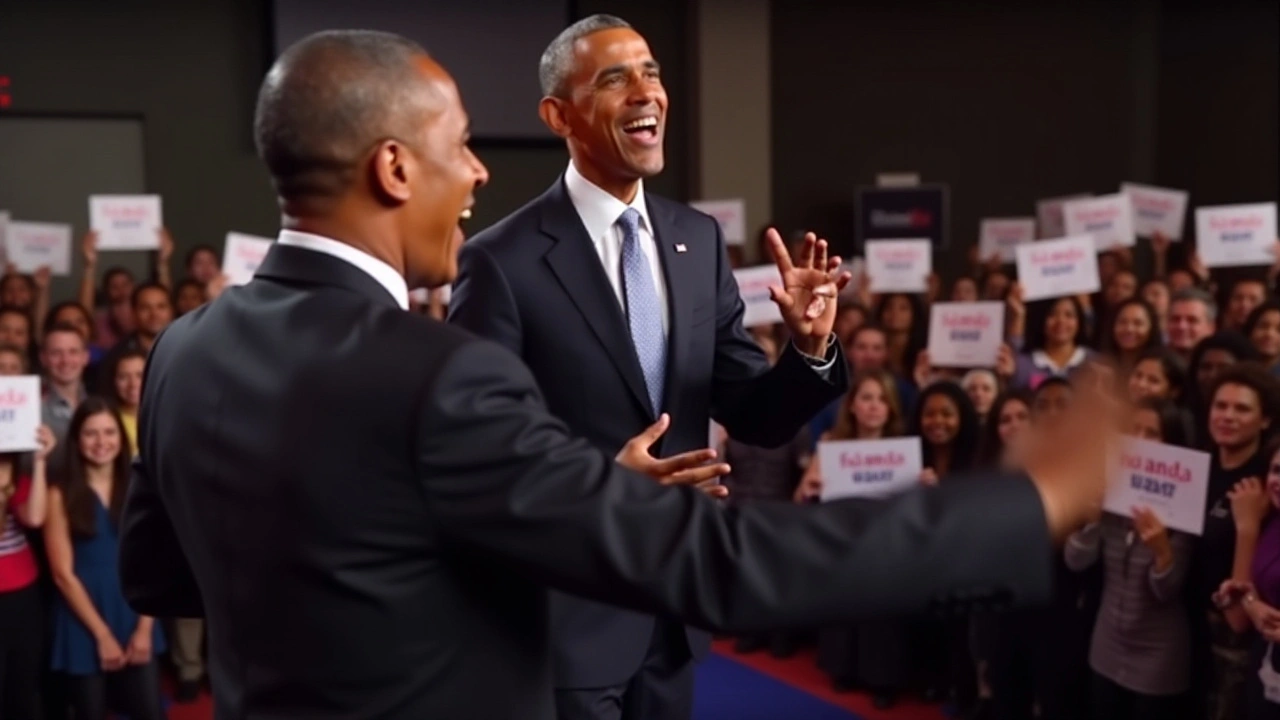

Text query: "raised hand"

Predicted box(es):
[1228, 477, 1270, 533]
[1132, 506, 1172, 568]
[763, 228, 853, 357]
[616, 414, 731, 499]
[1022, 368, 1128, 541]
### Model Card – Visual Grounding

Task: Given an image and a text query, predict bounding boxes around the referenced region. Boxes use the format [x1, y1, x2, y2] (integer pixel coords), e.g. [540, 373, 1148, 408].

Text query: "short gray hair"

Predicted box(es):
[1171, 287, 1217, 321]
[538, 14, 632, 98]
[255, 30, 433, 202]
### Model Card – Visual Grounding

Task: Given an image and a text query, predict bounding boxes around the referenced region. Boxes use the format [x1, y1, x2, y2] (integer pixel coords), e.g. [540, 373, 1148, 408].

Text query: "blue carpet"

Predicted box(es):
[693, 653, 861, 720]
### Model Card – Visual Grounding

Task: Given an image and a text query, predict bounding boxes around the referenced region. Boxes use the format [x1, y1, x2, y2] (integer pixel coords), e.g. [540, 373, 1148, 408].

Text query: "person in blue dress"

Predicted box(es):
[43, 397, 165, 719]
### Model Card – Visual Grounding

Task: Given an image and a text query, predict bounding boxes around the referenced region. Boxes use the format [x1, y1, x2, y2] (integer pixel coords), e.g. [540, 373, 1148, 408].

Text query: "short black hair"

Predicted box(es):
[131, 282, 171, 310]
[254, 30, 433, 203]
[539, 14, 632, 98]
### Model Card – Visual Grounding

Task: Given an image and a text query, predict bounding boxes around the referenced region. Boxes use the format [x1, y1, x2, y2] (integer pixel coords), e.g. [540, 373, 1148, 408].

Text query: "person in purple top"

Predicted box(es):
[1215, 438, 1280, 719]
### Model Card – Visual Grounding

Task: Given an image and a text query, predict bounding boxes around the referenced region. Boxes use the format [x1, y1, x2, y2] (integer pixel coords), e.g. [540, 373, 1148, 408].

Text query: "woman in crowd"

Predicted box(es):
[873, 293, 928, 378]
[797, 370, 908, 705]
[45, 399, 167, 720]
[1065, 397, 1194, 718]
[1007, 296, 1097, 389]
[961, 369, 1000, 425]
[1100, 298, 1163, 377]
[108, 349, 147, 455]
[0, 425, 56, 719]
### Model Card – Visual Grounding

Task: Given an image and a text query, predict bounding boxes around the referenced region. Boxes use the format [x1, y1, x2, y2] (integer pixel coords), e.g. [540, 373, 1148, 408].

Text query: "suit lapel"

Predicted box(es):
[540, 181, 655, 417]
[649, 196, 694, 416]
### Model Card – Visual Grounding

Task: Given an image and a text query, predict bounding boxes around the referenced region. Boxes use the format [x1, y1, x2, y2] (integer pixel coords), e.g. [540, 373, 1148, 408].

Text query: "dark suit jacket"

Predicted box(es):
[121, 243, 1057, 720]
[448, 178, 849, 687]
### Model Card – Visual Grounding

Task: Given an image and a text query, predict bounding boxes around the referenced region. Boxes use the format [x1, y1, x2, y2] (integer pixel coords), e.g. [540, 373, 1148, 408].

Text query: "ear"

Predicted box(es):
[370, 140, 413, 204]
[538, 97, 572, 139]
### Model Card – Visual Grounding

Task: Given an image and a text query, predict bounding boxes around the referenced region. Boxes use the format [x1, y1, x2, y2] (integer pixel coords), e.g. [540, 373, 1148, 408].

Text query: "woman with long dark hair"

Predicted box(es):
[44, 398, 166, 720]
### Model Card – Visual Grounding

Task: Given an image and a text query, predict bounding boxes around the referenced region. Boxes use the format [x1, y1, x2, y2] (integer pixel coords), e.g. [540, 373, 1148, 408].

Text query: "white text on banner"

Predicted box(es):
[6, 221, 72, 275]
[89, 194, 163, 250]
[927, 301, 1005, 368]
[1196, 203, 1278, 269]
[819, 437, 923, 501]
[979, 217, 1036, 264]
[865, 239, 930, 293]
[1121, 183, 1188, 240]
[0, 375, 42, 452]
[733, 265, 783, 329]
[1104, 437, 1210, 536]
[1016, 235, 1101, 302]
[223, 232, 274, 286]
[690, 199, 746, 246]
[1062, 194, 1135, 251]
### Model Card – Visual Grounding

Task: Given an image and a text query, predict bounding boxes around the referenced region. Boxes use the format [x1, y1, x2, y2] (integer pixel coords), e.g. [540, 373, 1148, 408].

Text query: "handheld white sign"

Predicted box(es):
[1062, 194, 1135, 251]
[979, 217, 1036, 264]
[1016, 235, 1101, 302]
[1036, 194, 1092, 239]
[1121, 183, 1188, 240]
[819, 437, 923, 501]
[0, 376, 42, 452]
[6, 221, 72, 276]
[1104, 437, 1211, 536]
[865, 239, 931, 293]
[927, 301, 1005, 368]
[222, 232, 274, 286]
[733, 265, 782, 329]
[690, 199, 747, 246]
[1196, 203, 1278, 269]
[89, 195, 163, 250]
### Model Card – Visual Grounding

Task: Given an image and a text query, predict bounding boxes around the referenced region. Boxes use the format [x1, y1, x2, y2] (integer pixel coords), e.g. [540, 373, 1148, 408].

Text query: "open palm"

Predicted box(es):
[764, 228, 852, 356]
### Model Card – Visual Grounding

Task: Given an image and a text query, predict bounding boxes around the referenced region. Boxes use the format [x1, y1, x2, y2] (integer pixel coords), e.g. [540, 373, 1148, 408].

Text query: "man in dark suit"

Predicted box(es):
[121, 29, 1114, 720]
[447, 14, 851, 720]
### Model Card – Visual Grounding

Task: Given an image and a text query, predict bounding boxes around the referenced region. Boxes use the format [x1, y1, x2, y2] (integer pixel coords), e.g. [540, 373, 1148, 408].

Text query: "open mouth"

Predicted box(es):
[622, 116, 660, 143]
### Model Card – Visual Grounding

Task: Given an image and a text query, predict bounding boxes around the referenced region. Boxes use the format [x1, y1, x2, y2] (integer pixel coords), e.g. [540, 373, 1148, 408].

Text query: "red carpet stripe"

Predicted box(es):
[709, 640, 947, 720]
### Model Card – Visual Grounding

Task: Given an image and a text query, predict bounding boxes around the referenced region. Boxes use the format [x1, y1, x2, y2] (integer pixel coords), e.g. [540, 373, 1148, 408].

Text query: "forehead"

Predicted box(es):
[571, 28, 653, 77]
[1171, 300, 1207, 316]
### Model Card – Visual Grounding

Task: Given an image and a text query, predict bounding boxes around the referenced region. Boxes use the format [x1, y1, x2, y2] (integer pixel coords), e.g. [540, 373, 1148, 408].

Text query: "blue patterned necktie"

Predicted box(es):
[617, 208, 666, 414]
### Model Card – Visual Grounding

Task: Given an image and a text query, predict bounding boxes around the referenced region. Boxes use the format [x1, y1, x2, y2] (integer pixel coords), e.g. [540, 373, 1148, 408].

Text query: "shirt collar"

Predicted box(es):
[1030, 346, 1087, 372]
[563, 161, 652, 243]
[276, 230, 410, 310]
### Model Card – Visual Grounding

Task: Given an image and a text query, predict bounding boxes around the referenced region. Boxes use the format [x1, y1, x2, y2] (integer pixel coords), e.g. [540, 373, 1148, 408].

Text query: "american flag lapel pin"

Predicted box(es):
[674, 243, 687, 253]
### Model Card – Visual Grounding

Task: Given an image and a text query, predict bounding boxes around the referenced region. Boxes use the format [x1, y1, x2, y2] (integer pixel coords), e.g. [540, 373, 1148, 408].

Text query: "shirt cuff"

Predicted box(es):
[794, 334, 839, 380]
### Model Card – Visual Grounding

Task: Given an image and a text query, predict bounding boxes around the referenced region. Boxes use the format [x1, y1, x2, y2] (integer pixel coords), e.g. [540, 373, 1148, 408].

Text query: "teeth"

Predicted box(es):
[623, 117, 658, 131]
[460, 208, 472, 220]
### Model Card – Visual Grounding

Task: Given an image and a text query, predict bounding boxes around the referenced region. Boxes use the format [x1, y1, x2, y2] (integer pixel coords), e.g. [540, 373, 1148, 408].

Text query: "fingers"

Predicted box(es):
[814, 237, 828, 270]
[631, 414, 671, 451]
[661, 463, 732, 487]
[696, 480, 730, 499]
[768, 286, 796, 311]
[765, 228, 795, 275]
[648, 448, 718, 478]
[799, 233, 816, 269]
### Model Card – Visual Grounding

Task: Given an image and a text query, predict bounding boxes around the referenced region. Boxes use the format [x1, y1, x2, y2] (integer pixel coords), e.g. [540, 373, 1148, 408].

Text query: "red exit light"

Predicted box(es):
[0, 75, 10, 108]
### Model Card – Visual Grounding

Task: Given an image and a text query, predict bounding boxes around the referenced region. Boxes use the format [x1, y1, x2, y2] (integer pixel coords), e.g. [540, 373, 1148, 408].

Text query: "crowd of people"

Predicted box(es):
[709, 229, 1280, 720]
[0, 234, 225, 719]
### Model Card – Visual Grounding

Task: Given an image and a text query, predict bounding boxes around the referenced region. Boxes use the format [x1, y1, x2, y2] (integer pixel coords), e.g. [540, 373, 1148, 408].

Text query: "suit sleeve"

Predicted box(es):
[704, 221, 849, 448]
[447, 240, 523, 355]
[418, 340, 1054, 632]
[119, 331, 203, 618]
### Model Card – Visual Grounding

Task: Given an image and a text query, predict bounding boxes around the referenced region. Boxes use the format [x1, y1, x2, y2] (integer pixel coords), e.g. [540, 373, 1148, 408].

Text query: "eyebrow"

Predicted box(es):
[595, 59, 661, 83]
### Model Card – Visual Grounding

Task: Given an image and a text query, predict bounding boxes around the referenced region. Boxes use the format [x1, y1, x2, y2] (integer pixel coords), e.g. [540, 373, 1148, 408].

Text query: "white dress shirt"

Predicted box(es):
[562, 162, 835, 373]
[277, 230, 410, 310]
[564, 161, 670, 337]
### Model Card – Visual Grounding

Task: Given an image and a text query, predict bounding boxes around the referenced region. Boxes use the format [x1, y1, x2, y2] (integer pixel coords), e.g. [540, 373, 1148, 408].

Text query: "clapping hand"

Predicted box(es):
[763, 229, 853, 358]
[617, 414, 731, 499]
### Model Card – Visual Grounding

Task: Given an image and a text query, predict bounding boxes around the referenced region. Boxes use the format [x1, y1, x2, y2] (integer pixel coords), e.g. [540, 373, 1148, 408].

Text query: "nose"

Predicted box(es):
[472, 153, 490, 190]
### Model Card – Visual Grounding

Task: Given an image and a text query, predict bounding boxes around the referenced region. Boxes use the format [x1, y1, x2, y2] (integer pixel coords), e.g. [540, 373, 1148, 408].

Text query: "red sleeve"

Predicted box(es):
[9, 476, 31, 508]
